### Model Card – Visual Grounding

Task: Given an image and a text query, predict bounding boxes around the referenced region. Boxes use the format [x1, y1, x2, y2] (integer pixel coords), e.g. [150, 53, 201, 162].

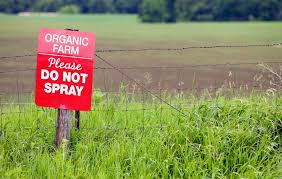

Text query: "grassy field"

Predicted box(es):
[0, 13, 282, 64]
[1, 92, 282, 178]
[0, 14, 282, 178]
[0, 14, 281, 92]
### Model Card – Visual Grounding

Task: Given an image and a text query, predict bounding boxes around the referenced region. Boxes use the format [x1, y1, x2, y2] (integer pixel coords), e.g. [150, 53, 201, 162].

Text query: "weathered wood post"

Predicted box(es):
[75, 110, 80, 129]
[54, 28, 80, 148]
[55, 109, 72, 147]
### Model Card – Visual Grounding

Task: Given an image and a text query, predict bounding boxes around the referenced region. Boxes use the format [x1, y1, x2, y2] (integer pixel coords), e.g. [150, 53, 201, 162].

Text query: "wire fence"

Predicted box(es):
[0, 42, 281, 60]
[0, 61, 280, 94]
[0, 43, 281, 132]
[1, 90, 281, 133]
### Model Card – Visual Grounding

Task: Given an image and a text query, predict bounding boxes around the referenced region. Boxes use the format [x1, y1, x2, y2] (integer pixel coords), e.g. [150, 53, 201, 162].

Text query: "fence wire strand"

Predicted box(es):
[0, 42, 281, 60]
[0, 43, 281, 132]
[0, 61, 281, 74]
[96, 42, 282, 53]
[95, 53, 190, 118]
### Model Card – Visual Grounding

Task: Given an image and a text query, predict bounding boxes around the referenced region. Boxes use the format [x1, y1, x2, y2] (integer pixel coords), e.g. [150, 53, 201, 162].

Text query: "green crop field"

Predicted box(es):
[0, 14, 282, 178]
[0, 14, 282, 92]
[0, 13, 282, 65]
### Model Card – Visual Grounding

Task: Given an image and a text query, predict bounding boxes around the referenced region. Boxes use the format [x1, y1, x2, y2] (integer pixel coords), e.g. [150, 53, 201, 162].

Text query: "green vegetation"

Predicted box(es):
[58, 5, 81, 14]
[1, 14, 281, 44]
[0, 0, 142, 14]
[139, 0, 176, 23]
[0, 12, 281, 178]
[0, 92, 282, 178]
[139, 0, 169, 23]
[0, 14, 281, 65]
[0, 0, 281, 22]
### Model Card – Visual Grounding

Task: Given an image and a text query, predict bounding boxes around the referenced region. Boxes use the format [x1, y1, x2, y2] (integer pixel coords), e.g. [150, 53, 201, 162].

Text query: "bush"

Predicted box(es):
[32, 0, 61, 12]
[58, 5, 80, 14]
[139, 0, 173, 23]
[89, 0, 115, 13]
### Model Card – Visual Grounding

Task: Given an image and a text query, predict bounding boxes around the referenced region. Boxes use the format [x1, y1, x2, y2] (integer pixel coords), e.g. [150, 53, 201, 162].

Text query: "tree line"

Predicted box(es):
[0, 0, 142, 14]
[0, 0, 281, 22]
[139, 0, 282, 22]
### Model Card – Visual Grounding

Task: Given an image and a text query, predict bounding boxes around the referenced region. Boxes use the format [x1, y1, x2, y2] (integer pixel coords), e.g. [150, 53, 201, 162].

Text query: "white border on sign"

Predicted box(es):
[38, 53, 93, 60]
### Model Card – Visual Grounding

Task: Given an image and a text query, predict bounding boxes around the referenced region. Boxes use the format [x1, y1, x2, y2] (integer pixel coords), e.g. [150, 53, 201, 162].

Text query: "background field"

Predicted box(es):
[0, 14, 282, 94]
[1, 14, 282, 178]
[1, 14, 282, 64]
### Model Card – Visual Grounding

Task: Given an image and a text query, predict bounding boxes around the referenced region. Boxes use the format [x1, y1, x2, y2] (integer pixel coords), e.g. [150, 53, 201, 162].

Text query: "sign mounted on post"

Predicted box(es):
[35, 28, 95, 111]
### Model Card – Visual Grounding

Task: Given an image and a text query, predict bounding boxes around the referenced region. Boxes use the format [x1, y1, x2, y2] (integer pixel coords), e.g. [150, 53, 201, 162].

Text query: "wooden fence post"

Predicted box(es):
[54, 28, 80, 148]
[55, 109, 72, 148]
[75, 110, 80, 129]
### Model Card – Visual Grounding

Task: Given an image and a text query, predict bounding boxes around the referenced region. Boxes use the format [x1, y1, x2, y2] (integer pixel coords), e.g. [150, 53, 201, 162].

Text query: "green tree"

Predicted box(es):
[258, 0, 282, 20]
[114, 0, 142, 13]
[88, 0, 114, 13]
[175, 0, 193, 21]
[0, 0, 36, 13]
[213, 0, 249, 21]
[58, 5, 81, 14]
[175, 0, 215, 21]
[166, 0, 176, 22]
[0, 0, 281, 21]
[0, 0, 15, 13]
[139, 0, 175, 22]
[32, 0, 64, 12]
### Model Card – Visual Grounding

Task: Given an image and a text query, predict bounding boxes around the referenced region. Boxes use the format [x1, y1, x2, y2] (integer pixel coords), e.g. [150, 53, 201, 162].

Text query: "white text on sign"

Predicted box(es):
[45, 34, 89, 55]
[40, 57, 89, 96]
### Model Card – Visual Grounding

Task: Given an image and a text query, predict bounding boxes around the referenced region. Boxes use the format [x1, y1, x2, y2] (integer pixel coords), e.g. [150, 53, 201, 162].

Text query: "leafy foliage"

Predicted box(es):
[58, 5, 80, 14]
[173, 0, 282, 22]
[0, 0, 281, 22]
[139, 0, 169, 22]
[114, 0, 143, 13]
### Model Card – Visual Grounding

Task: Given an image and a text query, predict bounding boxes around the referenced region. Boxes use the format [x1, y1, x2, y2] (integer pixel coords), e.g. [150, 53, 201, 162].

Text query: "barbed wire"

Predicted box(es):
[0, 54, 35, 60]
[0, 61, 281, 74]
[1, 102, 281, 115]
[0, 43, 281, 136]
[1, 44, 281, 117]
[93, 61, 282, 69]
[0, 84, 273, 95]
[0, 123, 171, 132]
[95, 53, 190, 118]
[96, 43, 282, 53]
[0, 42, 281, 61]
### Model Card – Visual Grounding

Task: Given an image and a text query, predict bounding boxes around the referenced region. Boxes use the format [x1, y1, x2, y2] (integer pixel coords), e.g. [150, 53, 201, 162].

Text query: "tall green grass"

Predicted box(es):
[0, 91, 281, 178]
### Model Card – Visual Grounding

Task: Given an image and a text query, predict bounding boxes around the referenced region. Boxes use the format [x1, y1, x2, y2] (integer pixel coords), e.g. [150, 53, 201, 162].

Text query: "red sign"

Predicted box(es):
[35, 28, 95, 111]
